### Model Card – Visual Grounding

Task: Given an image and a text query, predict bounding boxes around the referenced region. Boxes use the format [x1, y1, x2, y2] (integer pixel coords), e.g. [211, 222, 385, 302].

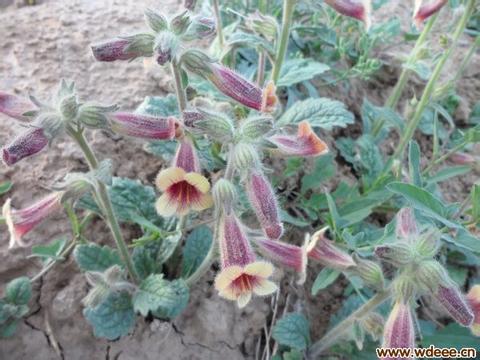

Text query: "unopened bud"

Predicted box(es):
[435, 285, 474, 327]
[77, 104, 118, 129]
[59, 94, 79, 122]
[392, 274, 416, 303]
[2, 127, 49, 166]
[91, 34, 154, 62]
[374, 243, 413, 267]
[183, 16, 216, 41]
[212, 179, 237, 213]
[154, 31, 179, 65]
[170, 10, 191, 35]
[361, 312, 384, 341]
[144, 8, 168, 33]
[0, 92, 37, 122]
[414, 228, 440, 258]
[239, 116, 273, 141]
[450, 152, 476, 165]
[185, 108, 234, 140]
[351, 255, 385, 290]
[246, 11, 279, 40]
[395, 207, 419, 240]
[324, 0, 372, 29]
[382, 301, 415, 351]
[233, 143, 260, 171]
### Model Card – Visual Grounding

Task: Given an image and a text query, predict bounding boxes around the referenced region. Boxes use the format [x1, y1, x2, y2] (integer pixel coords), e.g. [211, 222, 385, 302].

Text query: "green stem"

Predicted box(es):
[213, 0, 224, 49]
[30, 241, 77, 283]
[70, 128, 139, 283]
[423, 141, 466, 174]
[307, 290, 391, 358]
[271, 0, 296, 84]
[390, 0, 475, 165]
[171, 60, 187, 114]
[453, 34, 480, 83]
[257, 51, 266, 86]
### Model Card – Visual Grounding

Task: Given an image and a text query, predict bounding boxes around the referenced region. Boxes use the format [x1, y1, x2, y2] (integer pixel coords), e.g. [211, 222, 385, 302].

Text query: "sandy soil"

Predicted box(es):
[0, 0, 478, 359]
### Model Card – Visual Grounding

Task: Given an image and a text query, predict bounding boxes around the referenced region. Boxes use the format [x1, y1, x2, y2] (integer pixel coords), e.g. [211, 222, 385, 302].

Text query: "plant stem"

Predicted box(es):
[70, 128, 139, 283]
[307, 290, 391, 358]
[422, 141, 466, 174]
[30, 241, 77, 283]
[390, 0, 475, 165]
[213, 0, 224, 49]
[271, 0, 296, 84]
[257, 51, 266, 86]
[453, 34, 480, 83]
[386, 15, 438, 110]
[171, 60, 187, 114]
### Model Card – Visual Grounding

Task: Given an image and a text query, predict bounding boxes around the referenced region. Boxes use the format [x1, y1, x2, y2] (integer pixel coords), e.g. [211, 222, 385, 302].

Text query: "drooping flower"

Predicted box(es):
[0, 92, 37, 122]
[413, 0, 448, 28]
[381, 301, 415, 355]
[3, 191, 65, 248]
[435, 285, 474, 327]
[91, 34, 155, 62]
[109, 112, 178, 140]
[215, 212, 277, 307]
[268, 121, 329, 157]
[306, 228, 356, 270]
[2, 127, 50, 166]
[245, 170, 283, 240]
[466, 285, 480, 336]
[324, 0, 372, 29]
[395, 207, 419, 240]
[155, 139, 212, 217]
[252, 237, 308, 284]
[181, 50, 278, 113]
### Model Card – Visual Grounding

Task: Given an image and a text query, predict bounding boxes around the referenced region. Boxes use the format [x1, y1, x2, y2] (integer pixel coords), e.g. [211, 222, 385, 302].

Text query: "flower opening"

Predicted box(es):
[0, 92, 37, 122]
[307, 228, 356, 270]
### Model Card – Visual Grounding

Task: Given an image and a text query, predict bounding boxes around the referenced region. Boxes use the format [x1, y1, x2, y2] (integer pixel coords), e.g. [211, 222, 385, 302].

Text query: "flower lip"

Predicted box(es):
[0, 92, 37, 122]
[307, 228, 356, 270]
[268, 121, 329, 157]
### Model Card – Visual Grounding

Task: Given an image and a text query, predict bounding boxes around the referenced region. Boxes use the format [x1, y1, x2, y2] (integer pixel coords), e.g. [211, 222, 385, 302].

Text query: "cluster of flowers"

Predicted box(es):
[379, 208, 480, 349]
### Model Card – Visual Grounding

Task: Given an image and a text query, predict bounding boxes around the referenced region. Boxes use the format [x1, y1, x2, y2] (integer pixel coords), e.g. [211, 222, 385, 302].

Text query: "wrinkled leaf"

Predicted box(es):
[136, 94, 179, 117]
[312, 268, 340, 295]
[278, 59, 330, 87]
[30, 238, 67, 264]
[74, 243, 123, 272]
[181, 226, 213, 277]
[5, 277, 31, 306]
[272, 313, 310, 350]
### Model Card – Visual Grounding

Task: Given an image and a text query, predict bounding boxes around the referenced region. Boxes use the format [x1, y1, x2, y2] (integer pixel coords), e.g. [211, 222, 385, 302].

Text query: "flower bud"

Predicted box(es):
[450, 152, 476, 165]
[0, 92, 37, 122]
[173, 137, 200, 173]
[109, 112, 178, 140]
[351, 254, 385, 290]
[245, 170, 284, 240]
[91, 34, 155, 62]
[392, 274, 416, 303]
[2, 127, 49, 166]
[144, 8, 168, 33]
[374, 243, 413, 267]
[466, 285, 480, 336]
[184, 0, 197, 10]
[382, 302, 415, 352]
[361, 312, 384, 341]
[324, 0, 372, 30]
[239, 116, 273, 141]
[246, 11, 279, 40]
[181, 49, 278, 113]
[170, 10, 191, 35]
[306, 229, 356, 270]
[252, 237, 308, 284]
[233, 143, 260, 170]
[268, 121, 329, 157]
[413, 0, 448, 29]
[395, 207, 419, 240]
[3, 191, 65, 248]
[154, 31, 179, 65]
[417, 260, 474, 326]
[183, 16, 216, 41]
[77, 104, 118, 129]
[414, 228, 440, 258]
[184, 108, 234, 141]
[212, 178, 237, 214]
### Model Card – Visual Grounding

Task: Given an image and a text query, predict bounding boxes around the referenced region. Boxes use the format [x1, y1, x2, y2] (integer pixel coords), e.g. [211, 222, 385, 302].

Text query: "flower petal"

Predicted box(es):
[244, 261, 274, 278]
[155, 167, 186, 191]
[237, 292, 252, 308]
[215, 265, 244, 291]
[253, 279, 278, 296]
[155, 193, 179, 217]
[191, 193, 213, 212]
[184, 172, 210, 193]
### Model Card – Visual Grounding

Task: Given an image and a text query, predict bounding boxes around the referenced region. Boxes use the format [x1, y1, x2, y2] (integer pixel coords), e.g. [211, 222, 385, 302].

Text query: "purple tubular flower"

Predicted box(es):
[245, 170, 283, 240]
[2, 127, 49, 166]
[109, 112, 178, 140]
[253, 237, 308, 284]
[413, 0, 448, 28]
[435, 285, 474, 327]
[0, 92, 37, 122]
[381, 301, 415, 356]
[306, 229, 356, 270]
[173, 137, 201, 173]
[91, 34, 154, 62]
[395, 207, 419, 240]
[3, 191, 64, 248]
[324, 0, 372, 29]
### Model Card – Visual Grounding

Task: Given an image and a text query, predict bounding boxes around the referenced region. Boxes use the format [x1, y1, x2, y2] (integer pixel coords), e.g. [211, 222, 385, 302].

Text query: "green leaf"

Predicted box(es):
[301, 154, 335, 192]
[283, 349, 303, 360]
[74, 243, 123, 272]
[6, 277, 31, 306]
[0, 181, 12, 195]
[357, 135, 383, 186]
[84, 291, 135, 340]
[30, 238, 67, 263]
[227, 31, 275, 57]
[136, 94, 179, 117]
[272, 313, 310, 350]
[144, 140, 177, 161]
[181, 226, 213, 277]
[132, 246, 158, 280]
[156, 232, 182, 265]
[133, 275, 189, 318]
[277, 98, 354, 130]
[403, 60, 431, 80]
[443, 229, 480, 253]
[311, 268, 340, 295]
[408, 141, 421, 187]
[0, 319, 19, 338]
[421, 323, 480, 350]
[471, 184, 480, 222]
[427, 166, 471, 184]
[387, 182, 460, 228]
[280, 210, 310, 227]
[278, 59, 330, 87]
[361, 98, 404, 134]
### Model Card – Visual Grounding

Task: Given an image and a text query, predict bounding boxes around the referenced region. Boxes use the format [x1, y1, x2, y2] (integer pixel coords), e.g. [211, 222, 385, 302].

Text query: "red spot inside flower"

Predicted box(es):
[167, 180, 203, 210]
[232, 273, 258, 295]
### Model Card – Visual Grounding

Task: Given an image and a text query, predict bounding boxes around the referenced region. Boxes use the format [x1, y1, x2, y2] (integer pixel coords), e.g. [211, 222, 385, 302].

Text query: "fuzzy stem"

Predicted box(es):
[390, 0, 475, 165]
[69, 128, 139, 283]
[307, 289, 391, 358]
[271, 0, 296, 84]
[171, 60, 187, 114]
[257, 51, 266, 86]
[213, 0, 225, 49]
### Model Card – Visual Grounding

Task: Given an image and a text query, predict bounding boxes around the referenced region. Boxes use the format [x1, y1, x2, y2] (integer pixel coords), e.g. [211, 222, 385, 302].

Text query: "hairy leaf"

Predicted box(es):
[30, 238, 67, 264]
[181, 226, 213, 277]
[5, 277, 31, 306]
[278, 59, 330, 87]
[136, 94, 179, 117]
[272, 313, 310, 350]
[74, 243, 123, 272]
[312, 268, 340, 295]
